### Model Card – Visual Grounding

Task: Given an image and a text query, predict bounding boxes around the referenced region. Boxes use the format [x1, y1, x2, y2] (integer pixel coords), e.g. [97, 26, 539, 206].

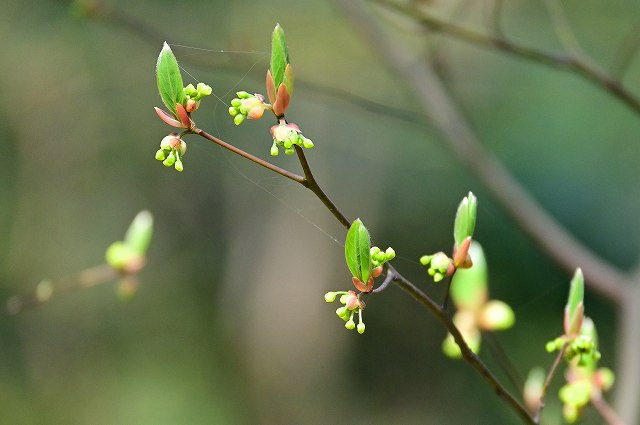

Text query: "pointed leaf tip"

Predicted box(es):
[156, 42, 185, 116]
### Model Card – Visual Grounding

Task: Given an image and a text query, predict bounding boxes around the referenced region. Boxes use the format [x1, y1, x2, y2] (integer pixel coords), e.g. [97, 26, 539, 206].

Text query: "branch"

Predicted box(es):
[534, 343, 567, 422]
[192, 127, 305, 184]
[591, 393, 625, 425]
[371, 0, 640, 119]
[5, 264, 119, 315]
[389, 265, 535, 424]
[337, 0, 627, 305]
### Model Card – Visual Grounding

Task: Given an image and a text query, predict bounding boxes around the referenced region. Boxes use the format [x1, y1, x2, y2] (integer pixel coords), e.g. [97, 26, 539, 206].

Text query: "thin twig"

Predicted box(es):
[534, 343, 567, 422]
[6, 264, 119, 315]
[611, 20, 640, 80]
[542, 0, 586, 59]
[294, 145, 351, 228]
[371, 0, 640, 118]
[388, 265, 535, 424]
[440, 274, 453, 310]
[488, 0, 506, 37]
[483, 332, 524, 394]
[192, 127, 305, 184]
[591, 394, 625, 425]
[372, 270, 394, 293]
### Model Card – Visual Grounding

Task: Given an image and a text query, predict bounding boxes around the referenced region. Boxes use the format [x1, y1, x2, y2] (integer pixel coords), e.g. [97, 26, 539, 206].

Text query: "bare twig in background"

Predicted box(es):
[611, 19, 640, 80]
[6, 264, 119, 315]
[371, 0, 640, 118]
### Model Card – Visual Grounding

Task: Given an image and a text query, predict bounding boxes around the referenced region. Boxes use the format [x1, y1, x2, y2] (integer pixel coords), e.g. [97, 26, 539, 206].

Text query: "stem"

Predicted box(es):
[192, 127, 305, 184]
[294, 145, 351, 228]
[388, 265, 535, 424]
[6, 264, 119, 315]
[372, 270, 394, 293]
[371, 0, 640, 118]
[592, 394, 625, 425]
[534, 343, 567, 422]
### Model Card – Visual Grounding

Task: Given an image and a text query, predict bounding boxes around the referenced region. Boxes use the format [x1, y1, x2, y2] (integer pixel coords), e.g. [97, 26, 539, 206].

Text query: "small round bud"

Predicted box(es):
[231, 98, 242, 107]
[234, 114, 245, 125]
[284, 148, 295, 155]
[270, 143, 279, 156]
[155, 149, 167, 161]
[228, 107, 238, 117]
[357, 322, 365, 334]
[163, 153, 176, 167]
[324, 292, 337, 303]
[302, 138, 314, 149]
[345, 319, 355, 330]
[174, 158, 184, 172]
[385, 247, 396, 259]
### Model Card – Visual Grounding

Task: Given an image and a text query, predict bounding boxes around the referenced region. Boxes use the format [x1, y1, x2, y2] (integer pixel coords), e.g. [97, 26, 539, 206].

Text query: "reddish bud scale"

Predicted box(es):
[155, 107, 183, 128]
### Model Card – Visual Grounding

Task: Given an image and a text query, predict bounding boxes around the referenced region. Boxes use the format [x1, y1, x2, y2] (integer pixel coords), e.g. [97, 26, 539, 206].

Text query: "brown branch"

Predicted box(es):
[389, 265, 535, 424]
[6, 264, 119, 315]
[534, 343, 567, 422]
[591, 393, 625, 425]
[192, 127, 305, 184]
[371, 0, 640, 118]
[294, 145, 351, 229]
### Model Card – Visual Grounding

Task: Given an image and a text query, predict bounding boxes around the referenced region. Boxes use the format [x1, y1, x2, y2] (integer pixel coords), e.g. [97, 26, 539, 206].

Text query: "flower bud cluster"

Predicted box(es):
[229, 91, 267, 125]
[155, 133, 187, 172]
[269, 122, 314, 156]
[420, 252, 454, 283]
[371, 246, 395, 268]
[183, 82, 212, 112]
[324, 290, 366, 334]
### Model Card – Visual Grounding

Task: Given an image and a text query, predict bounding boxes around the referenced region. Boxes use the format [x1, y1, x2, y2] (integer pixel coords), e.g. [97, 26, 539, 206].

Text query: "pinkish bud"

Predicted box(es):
[176, 103, 192, 129]
[266, 70, 276, 104]
[273, 83, 291, 117]
[371, 266, 383, 278]
[185, 99, 199, 112]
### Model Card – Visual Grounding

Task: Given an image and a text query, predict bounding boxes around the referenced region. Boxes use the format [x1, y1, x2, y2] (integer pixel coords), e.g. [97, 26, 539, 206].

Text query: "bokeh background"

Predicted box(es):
[1, 0, 639, 424]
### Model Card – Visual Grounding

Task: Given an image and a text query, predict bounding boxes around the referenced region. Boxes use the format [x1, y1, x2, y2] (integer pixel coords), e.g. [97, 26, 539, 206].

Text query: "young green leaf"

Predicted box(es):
[564, 268, 585, 337]
[270, 24, 290, 91]
[345, 219, 372, 285]
[156, 42, 185, 116]
[453, 191, 477, 246]
[124, 210, 154, 255]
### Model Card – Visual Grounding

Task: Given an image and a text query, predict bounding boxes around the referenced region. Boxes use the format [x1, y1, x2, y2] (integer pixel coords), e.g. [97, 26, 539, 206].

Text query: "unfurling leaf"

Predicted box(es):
[156, 42, 186, 116]
[453, 191, 477, 246]
[270, 24, 290, 91]
[564, 268, 584, 337]
[345, 218, 372, 286]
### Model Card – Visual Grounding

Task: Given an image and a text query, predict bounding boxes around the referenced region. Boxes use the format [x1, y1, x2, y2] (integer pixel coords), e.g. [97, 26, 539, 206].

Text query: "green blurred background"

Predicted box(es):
[1, 0, 639, 423]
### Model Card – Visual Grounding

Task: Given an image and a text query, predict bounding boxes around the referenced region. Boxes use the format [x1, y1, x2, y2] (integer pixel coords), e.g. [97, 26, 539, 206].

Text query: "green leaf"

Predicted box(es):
[563, 268, 585, 337]
[156, 42, 185, 116]
[450, 241, 488, 311]
[270, 24, 290, 90]
[345, 218, 372, 285]
[453, 191, 477, 246]
[124, 210, 154, 255]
